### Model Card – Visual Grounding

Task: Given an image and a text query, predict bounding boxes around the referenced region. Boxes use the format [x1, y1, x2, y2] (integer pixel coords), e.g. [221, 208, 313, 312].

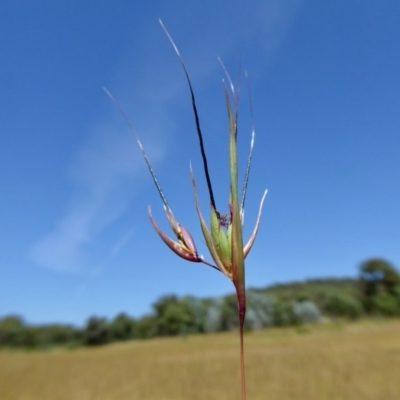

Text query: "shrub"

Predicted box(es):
[372, 292, 400, 317]
[293, 301, 322, 324]
[322, 292, 364, 319]
[204, 301, 223, 333]
[246, 291, 275, 329]
[83, 317, 109, 346]
[109, 313, 136, 341]
[134, 315, 158, 339]
[0, 316, 25, 347]
[272, 300, 296, 326]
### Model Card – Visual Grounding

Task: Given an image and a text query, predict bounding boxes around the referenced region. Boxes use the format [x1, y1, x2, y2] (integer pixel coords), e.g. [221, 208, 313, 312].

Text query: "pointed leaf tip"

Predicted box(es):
[243, 189, 268, 258]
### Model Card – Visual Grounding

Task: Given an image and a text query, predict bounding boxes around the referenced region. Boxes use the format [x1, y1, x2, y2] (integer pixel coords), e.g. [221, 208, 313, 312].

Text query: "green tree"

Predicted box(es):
[204, 299, 223, 333]
[272, 300, 295, 327]
[372, 292, 400, 317]
[322, 292, 364, 319]
[83, 317, 109, 346]
[220, 295, 240, 331]
[246, 291, 275, 329]
[153, 295, 194, 336]
[109, 313, 136, 341]
[180, 296, 208, 333]
[134, 315, 158, 339]
[0, 316, 25, 347]
[359, 258, 400, 313]
[39, 324, 80, 347]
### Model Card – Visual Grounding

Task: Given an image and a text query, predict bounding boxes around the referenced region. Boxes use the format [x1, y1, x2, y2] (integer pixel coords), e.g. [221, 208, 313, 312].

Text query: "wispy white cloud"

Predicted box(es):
[29, 120, 163, 273]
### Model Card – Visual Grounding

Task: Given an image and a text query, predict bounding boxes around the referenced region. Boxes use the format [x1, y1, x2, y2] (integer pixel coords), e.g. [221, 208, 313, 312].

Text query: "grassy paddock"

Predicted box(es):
[1, 319, 400, 400]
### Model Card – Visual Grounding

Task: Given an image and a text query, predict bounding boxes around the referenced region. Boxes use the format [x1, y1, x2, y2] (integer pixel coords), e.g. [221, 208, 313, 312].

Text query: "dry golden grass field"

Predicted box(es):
[1, 319, 400, 400]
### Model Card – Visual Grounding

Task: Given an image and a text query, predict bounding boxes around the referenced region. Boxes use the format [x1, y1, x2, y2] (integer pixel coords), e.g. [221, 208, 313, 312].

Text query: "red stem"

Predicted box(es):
[239, 317, 246, 400]
[235, 281, 247, 400]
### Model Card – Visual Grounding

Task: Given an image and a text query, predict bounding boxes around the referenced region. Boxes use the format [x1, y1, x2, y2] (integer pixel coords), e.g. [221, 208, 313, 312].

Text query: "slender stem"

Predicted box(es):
[239, 318, 247, 400]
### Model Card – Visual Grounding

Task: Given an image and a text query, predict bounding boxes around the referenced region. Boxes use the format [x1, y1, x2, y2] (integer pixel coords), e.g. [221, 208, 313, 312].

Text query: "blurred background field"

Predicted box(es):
[1, 319, 400, 400]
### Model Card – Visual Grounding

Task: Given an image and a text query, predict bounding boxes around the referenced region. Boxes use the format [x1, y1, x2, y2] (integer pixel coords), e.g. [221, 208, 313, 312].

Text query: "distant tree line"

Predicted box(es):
[1, 258, 400, 349]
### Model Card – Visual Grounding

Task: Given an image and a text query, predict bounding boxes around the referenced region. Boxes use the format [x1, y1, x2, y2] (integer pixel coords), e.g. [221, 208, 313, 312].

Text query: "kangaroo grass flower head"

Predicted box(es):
[105, 20, 267, 400]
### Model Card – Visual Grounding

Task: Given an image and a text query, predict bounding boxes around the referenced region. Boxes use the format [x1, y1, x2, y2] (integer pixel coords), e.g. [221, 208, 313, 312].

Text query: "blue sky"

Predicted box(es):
[1, 1, 399, 326]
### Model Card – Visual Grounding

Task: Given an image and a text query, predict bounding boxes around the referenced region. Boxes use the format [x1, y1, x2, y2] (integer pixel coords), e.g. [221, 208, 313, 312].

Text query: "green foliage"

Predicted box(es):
[0, 316, 25, 347]
[321, 292, 364, 319]
[246, 291, 275, 329]
[134, 315, 158, 339]
[359, 258, 400, 314]
[272, 300, 296, 327]
[372, 292, 400, 317]
[394, 286, 400, 305]
[220, 295, 241, 331]
[262, 278, 359, 302]
[4, 267, 400, 349]
[0, 316, 81, 349]
[180, 296, 208, 333]
[204, 299, 223, 333]
[109, 313, 136, 341]
[83, 317, 109, 346]
[153, 295, 195, 336]
[360, 258, 400, 294]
